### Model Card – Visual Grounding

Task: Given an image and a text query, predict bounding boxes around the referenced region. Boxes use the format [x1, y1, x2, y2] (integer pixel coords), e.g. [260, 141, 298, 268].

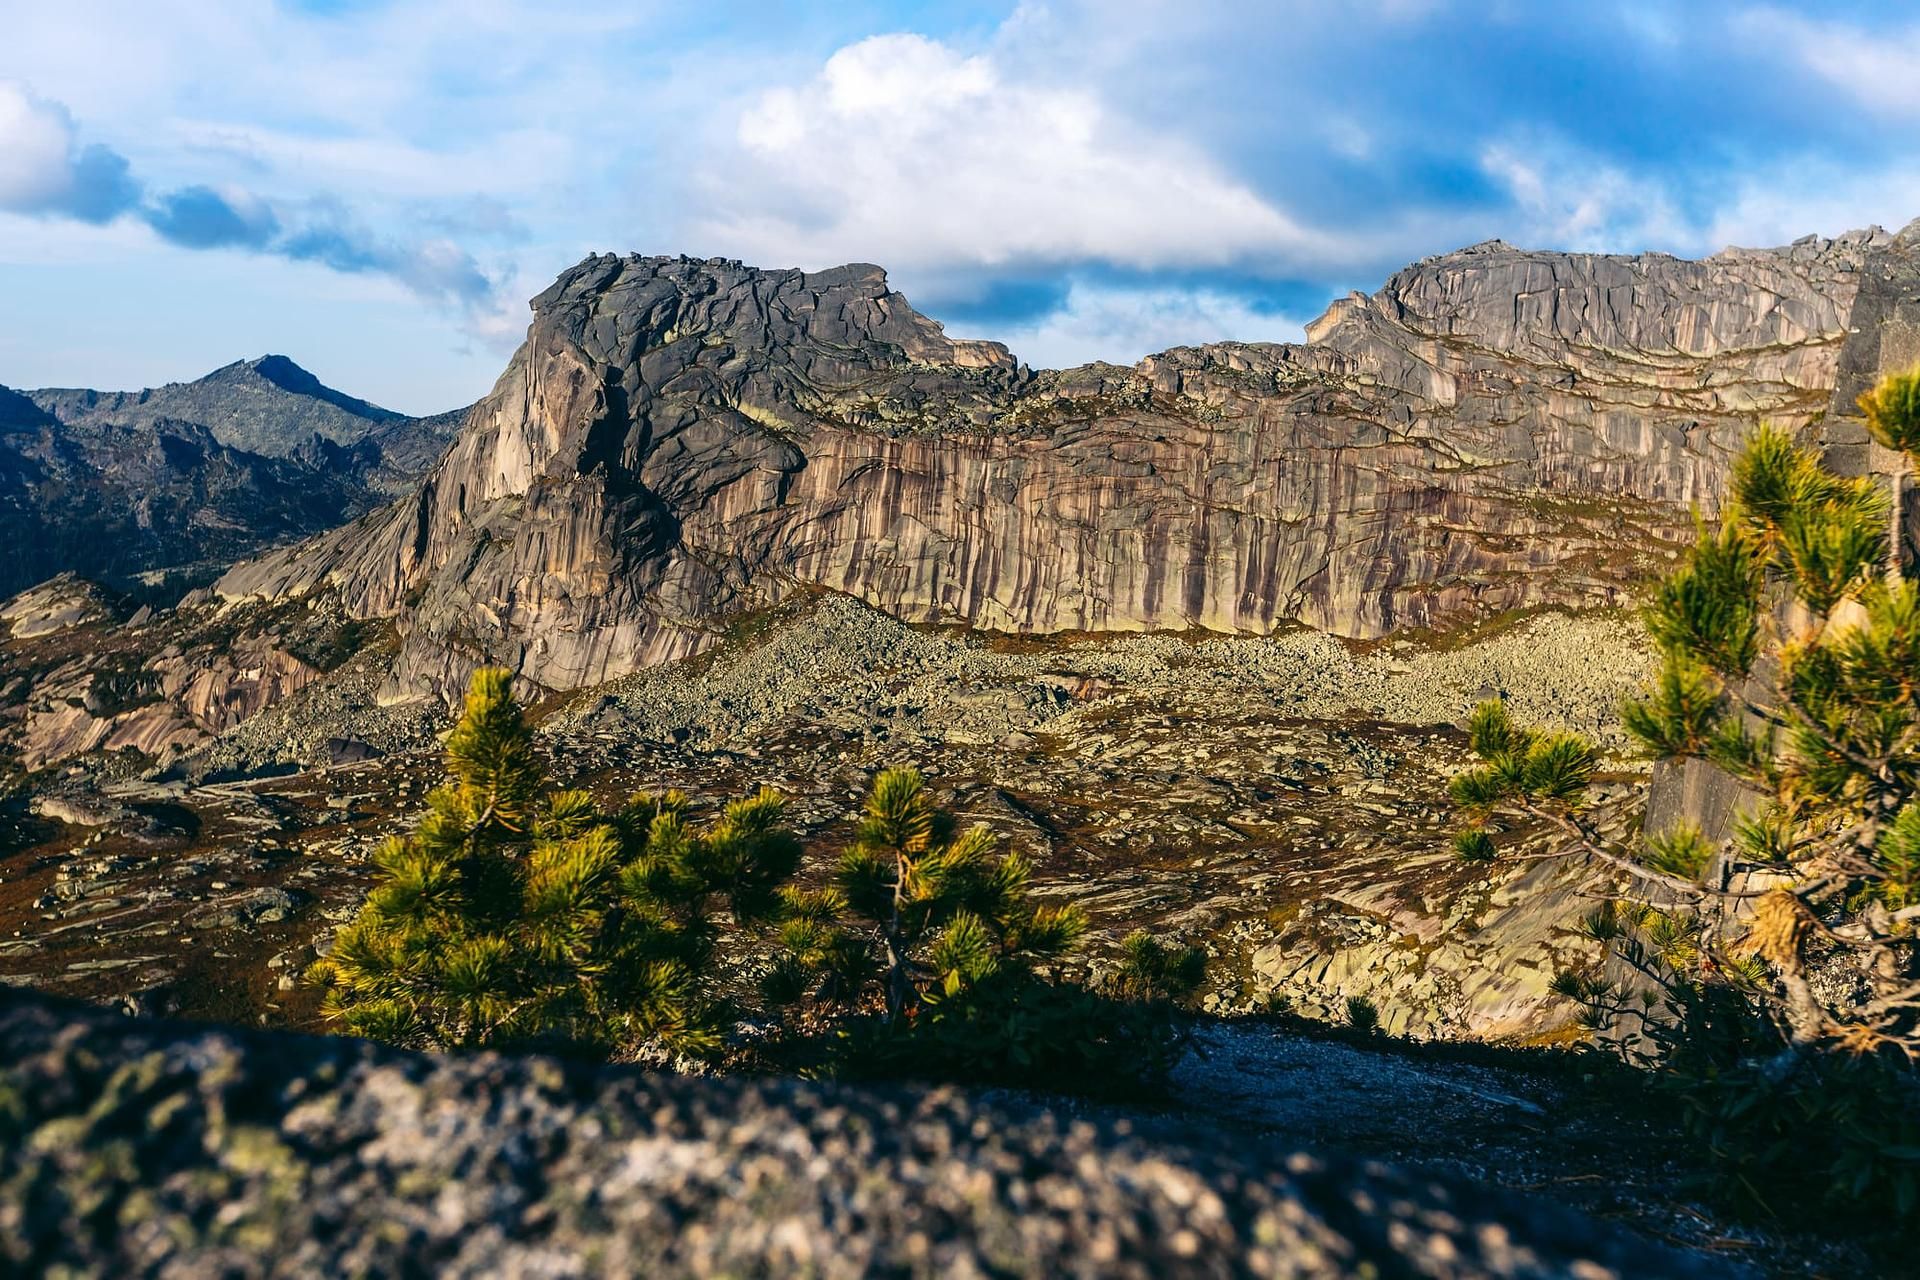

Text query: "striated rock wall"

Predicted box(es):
[215, 227, 1916, 700]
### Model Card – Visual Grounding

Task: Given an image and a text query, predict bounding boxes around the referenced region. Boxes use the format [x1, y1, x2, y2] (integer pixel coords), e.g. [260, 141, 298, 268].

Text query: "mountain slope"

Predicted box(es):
[33, 354, 400, 457]
[217, 225, 1917, 702]
[0, 358, 463, 597]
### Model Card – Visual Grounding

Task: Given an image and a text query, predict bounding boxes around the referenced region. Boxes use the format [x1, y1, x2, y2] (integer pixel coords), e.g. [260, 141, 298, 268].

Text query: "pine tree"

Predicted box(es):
[1105, 930, 1208, 1004]
[769, 766, 1086, 1023]
[1446, 367, 1920, 1219]
[310, 668, 800, 1058]
[763, 767, 1213, 1094]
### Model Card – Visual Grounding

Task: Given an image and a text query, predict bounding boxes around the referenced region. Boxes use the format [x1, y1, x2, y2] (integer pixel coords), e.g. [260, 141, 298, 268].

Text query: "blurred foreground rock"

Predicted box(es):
[0, 989, 1733, 1279]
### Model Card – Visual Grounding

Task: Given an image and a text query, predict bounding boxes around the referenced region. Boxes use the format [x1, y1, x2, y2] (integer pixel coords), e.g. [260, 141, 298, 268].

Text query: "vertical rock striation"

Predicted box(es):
[214, 226, 1919, 701]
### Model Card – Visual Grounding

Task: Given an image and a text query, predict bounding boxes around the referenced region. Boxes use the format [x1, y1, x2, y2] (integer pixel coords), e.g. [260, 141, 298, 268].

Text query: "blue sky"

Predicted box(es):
[4, 1, 1920, 413]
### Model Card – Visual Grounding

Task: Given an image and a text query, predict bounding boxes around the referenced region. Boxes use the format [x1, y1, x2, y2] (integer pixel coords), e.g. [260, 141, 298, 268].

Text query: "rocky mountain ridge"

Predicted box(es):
[31, 354, 427, 468]
[0, 357, 461, 598]
[6, 222, 1920, 1067]
[214, 224, 1918, 703]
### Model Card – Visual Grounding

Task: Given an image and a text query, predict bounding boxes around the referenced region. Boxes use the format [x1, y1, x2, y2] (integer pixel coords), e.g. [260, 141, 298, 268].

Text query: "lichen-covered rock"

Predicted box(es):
[0, 989, 1732, 1278]
[214, 225, 1920, 704]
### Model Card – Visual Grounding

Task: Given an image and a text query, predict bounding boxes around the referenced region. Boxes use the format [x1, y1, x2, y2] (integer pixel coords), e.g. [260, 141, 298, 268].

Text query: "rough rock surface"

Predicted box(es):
[0, 584, 369, 771]
[216, 226, 1919, 702]
[1, 574, 118, 639]
[0, 989, 1735, 1279]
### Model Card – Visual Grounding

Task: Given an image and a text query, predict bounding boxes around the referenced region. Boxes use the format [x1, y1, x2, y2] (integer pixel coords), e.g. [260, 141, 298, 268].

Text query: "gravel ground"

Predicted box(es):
[548, 595, 1655, 758]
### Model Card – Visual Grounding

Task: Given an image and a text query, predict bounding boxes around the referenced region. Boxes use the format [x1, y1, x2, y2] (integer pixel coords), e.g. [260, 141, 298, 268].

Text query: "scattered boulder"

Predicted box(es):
[324, 736, 383, 766]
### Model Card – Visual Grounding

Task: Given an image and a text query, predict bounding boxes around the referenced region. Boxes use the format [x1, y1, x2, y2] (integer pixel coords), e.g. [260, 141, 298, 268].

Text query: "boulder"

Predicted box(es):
[0, 989, 1733, 1278]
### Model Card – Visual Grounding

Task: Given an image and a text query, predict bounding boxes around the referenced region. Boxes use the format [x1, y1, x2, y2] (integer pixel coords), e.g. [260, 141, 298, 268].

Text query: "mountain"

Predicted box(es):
[34, 354, 401, 460]
[217, 224, 1920, 702]
[0, 357, 463, 598]
[3, 232, 1917, 1275]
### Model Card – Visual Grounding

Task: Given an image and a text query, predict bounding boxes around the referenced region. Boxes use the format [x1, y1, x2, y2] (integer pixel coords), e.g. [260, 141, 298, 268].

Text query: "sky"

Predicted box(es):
[4, 2, 1920, 414]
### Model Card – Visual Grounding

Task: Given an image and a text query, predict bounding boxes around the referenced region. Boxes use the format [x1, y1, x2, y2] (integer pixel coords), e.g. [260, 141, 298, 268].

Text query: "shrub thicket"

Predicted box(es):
[318, 687, 1205, 1093]
[1448, 367, 1920, 1223]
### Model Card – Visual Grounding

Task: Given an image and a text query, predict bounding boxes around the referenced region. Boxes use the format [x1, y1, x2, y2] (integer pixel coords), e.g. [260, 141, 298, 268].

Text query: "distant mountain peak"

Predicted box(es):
[196, 354, 402, 424]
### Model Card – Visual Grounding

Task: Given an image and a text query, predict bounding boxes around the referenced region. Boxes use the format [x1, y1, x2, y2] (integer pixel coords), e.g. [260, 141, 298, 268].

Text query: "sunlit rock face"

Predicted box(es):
[215, 225, 1917, 701]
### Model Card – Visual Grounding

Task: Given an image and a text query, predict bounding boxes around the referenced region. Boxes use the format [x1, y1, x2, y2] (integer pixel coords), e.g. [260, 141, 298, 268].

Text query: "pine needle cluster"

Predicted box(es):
[766, 765, 1087, 1023]
[310, 668, 800, 1058]
[1443, 366, 1920, 1223]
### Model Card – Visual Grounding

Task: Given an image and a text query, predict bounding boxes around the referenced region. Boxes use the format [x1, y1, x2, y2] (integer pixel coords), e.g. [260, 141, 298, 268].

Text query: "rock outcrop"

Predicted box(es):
[0, 988, 1731, 1278]
[0, 579, 363, 770]
[216, 226, 1918, 702]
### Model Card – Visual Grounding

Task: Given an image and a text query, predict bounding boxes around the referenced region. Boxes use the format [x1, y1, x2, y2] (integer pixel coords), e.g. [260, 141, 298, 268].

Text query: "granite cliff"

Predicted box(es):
[215, 226, 1915, 701]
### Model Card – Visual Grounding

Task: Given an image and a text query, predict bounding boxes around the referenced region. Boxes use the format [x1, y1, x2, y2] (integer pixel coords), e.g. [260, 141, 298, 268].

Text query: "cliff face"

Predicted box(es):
[215, 227, 1915, 699]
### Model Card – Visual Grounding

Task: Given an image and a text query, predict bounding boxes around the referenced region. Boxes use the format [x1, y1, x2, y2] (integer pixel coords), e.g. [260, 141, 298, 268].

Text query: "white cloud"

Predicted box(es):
[1479, 131, 1920, 261]
[0, 81, 78, 211]
[1701, 164, 1920, 251]
[689, 33, 1331, 276]
[1737, 7, 1920, 117]
[967, 281, 1306, 371]
[1478, 140, 1694, 254]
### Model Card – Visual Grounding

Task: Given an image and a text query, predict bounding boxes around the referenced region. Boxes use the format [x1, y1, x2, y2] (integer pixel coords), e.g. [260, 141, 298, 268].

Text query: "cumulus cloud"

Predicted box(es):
[0, 80, 140, 223]
[692, 33, 1334, 277]
[0, 79, 493, 311]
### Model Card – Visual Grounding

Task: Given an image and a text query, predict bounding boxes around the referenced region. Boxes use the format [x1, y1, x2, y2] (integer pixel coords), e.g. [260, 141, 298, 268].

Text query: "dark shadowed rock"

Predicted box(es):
[323, 735, 382, 765]
[0, 989, 1737, 1278]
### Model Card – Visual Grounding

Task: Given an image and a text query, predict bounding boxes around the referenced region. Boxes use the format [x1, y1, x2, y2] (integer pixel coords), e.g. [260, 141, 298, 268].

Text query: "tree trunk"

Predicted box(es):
[1891, 461, 1909, 580]
[883, 851, 909, 1024]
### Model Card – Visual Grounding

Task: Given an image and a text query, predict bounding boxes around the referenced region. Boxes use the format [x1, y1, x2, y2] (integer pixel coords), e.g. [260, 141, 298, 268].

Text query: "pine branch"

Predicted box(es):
[1522, 803, 1791, 902]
